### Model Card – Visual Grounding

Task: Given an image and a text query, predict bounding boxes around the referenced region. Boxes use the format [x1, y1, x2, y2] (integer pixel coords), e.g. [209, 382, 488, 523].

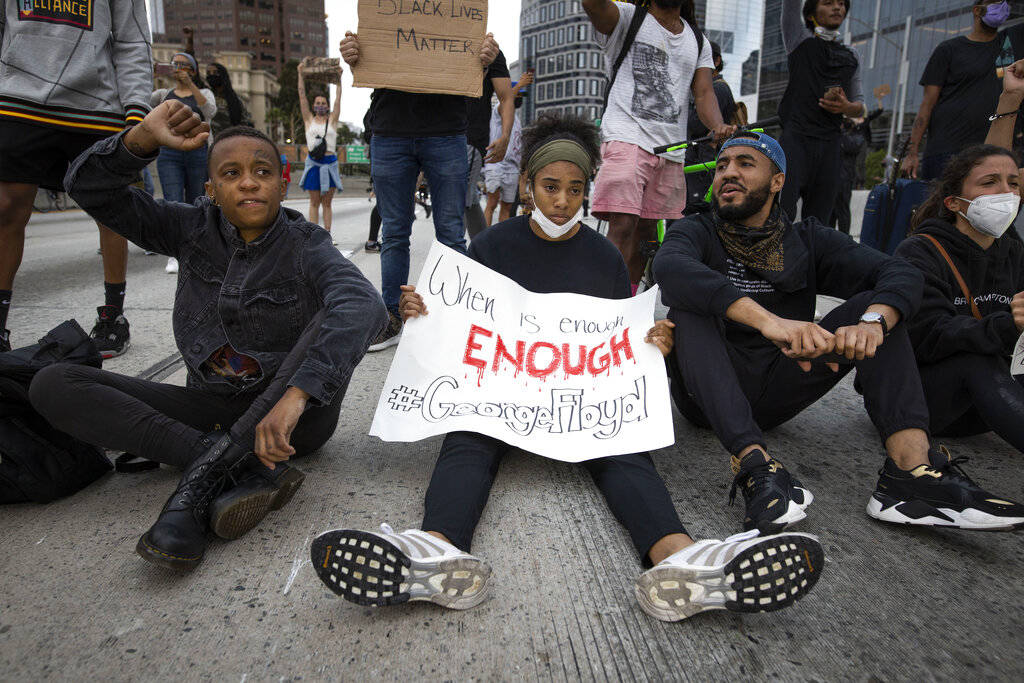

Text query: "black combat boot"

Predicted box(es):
[209, 460, 306, 539]
[136, 431, 251, 571]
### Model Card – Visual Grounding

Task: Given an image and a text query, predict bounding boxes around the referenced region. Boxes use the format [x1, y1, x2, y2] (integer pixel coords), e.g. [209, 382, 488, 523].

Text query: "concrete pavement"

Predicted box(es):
[2, 193, 1023, 681]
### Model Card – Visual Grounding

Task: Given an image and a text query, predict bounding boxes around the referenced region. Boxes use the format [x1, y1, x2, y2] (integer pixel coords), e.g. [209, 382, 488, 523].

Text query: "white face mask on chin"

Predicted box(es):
[957, 192, 1021, 238]
[528, 185, 583, 239]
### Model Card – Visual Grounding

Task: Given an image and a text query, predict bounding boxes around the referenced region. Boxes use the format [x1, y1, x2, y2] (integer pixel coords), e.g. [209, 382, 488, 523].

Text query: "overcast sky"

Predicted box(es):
[328, 1, 522, 128]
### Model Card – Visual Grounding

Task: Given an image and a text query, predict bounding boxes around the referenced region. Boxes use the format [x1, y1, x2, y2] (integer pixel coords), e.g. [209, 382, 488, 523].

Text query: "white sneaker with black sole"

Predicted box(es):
[311, 523, 491, 609]
[635, 529, 824, 622]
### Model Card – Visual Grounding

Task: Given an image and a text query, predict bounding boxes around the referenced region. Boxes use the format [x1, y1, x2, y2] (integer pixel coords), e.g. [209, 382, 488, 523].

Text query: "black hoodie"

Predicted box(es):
[654, 212, 922, 363]
[894, 219, 1024, 365]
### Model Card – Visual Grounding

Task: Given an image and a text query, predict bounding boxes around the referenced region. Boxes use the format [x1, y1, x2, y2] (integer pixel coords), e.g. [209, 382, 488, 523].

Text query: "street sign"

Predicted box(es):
[346, 145, 369, 164]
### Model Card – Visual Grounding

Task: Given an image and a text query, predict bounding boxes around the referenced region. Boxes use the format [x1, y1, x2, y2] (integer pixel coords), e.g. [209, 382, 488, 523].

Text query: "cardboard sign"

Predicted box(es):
[353, 0, 488, 97]
[369, 242, 675, 462]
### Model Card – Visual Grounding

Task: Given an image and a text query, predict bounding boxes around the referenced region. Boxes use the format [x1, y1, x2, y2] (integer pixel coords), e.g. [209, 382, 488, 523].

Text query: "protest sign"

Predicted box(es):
[353, 0, 488, 98]
[1012, 331, 1024, 376]
[370, 242, 675, 462]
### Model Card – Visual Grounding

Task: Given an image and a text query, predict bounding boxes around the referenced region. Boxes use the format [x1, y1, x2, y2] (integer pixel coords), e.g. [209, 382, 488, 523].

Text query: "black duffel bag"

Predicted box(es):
[0, 320, 112, 504]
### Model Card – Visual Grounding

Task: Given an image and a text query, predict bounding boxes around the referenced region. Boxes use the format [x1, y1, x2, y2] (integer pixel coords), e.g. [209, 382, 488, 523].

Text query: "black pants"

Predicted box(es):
[667, 292, 931, 456]
[421, 431, 687, 563]
[780, 130, 842, 223]
[831, 176, 853, 234]
[920, 352, 1024, 452]
[369, 204, 382, 242]
[29, 313, 343, 468]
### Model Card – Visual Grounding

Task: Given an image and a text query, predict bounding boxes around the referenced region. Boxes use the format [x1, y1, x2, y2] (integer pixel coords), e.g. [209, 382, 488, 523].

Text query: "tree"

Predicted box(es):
[336, 122, 358, 146]
[267, 59, 329, 145]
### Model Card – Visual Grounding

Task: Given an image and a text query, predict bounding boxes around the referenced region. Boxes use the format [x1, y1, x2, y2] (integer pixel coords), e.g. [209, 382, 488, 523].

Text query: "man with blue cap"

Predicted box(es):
[654, 131, 1024, 536]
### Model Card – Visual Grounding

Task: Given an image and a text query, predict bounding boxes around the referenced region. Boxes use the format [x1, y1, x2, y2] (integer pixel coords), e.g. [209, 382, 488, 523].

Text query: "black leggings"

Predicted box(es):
[668, 292, 931, 456]
[29, 313, 344, 468]
[421, 431, 687, 563]
[780, 130, 842, 223]
[919, 352, 1024, 452]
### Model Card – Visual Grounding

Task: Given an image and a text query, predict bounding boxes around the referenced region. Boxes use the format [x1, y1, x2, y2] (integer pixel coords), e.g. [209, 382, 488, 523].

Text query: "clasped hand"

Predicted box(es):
[760, 315, 885, 372]
[400, 285, 678, 357]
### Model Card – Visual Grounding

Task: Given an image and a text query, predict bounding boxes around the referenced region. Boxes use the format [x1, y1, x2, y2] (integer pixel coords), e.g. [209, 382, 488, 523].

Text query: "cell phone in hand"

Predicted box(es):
[154, 64, 174, 77]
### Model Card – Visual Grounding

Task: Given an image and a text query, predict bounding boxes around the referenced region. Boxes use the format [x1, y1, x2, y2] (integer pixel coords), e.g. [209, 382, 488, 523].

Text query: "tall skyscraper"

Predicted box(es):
[519, 0, 608, 125]
[757, 1, 1024, 147]
[160, 0, 328, 76]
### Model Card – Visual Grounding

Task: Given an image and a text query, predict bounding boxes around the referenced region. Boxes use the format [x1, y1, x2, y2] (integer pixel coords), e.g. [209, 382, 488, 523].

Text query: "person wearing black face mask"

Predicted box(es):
[205, 63, 252, 137]
[904, 1, 1012, 180]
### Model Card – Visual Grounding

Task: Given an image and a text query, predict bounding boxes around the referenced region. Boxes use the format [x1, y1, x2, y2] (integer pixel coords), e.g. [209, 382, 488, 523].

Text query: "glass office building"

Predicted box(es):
[757, 0, 1024, 149]
[702, 0, 767, 114]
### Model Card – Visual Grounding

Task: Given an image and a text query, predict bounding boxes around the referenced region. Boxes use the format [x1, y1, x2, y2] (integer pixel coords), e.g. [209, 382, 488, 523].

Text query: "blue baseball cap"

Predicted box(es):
[718, 132, 787, 175]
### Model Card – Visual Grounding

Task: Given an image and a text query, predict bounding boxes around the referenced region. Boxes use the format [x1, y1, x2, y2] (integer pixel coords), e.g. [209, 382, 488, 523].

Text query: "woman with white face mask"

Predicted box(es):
[895, 143, 1024, 453]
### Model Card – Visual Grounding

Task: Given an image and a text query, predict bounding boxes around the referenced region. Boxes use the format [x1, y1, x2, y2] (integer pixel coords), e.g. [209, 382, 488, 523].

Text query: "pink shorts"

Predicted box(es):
[591, 141, 687, 220]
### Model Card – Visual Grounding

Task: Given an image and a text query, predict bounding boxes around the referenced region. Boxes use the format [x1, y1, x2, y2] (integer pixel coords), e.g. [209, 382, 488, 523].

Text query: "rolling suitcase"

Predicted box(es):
[860, 178, 931, 254]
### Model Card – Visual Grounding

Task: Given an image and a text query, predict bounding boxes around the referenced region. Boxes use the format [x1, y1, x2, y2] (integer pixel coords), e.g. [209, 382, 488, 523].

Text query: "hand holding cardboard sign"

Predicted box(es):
[479, 32, 498, 68]
[341, 32, 360, 67]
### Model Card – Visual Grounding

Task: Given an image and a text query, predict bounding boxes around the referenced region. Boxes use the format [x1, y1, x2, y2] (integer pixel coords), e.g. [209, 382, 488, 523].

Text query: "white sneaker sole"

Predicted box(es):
[635, 533, 824, 623]
[867, 494, 1024, 531]
[367, 333, 401, 353]
[311, 529, 491, 609]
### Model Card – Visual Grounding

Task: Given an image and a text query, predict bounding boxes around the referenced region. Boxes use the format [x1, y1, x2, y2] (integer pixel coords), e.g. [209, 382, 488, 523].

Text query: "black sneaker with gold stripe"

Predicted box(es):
[867, 448, 1024, 531]
[729, 450, 814, 534]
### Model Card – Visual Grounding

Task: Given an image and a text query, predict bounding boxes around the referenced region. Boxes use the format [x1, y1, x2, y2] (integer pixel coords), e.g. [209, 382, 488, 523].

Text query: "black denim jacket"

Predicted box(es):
[65, 132, 388, 405]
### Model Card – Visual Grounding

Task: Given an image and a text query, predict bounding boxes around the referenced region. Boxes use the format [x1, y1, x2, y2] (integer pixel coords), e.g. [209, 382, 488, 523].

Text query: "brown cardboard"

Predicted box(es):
[300, 57, 342, 85]
[353, 0, 488, 98]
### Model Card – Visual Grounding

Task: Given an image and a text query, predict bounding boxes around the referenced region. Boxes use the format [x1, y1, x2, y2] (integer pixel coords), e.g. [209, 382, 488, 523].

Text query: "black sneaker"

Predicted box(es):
[0, 329, 10, 353]
[89, 305, 130, 358]
[364, 240, 381, 253]
[867, 448, 1024, 531]
[729, 450, 814, 534]
[89, 305, 130, 359]
[368, 312, 402, 352]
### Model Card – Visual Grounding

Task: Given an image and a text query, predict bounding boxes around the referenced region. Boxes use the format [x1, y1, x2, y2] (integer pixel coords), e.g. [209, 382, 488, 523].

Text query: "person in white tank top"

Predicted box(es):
[297, 61, 344, 239]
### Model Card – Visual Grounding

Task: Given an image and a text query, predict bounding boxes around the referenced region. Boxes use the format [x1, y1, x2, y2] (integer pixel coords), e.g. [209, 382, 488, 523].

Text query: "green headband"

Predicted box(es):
[526, 139, 593, 180]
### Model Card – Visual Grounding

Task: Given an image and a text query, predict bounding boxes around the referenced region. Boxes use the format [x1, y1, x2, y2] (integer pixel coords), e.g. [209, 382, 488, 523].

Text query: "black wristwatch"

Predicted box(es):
[859, 311, 889, 336]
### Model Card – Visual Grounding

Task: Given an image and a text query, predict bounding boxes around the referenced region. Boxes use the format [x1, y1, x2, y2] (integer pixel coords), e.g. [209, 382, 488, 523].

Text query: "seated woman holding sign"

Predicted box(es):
[311, 115, 824, 623]
[894, 61, 1024, 454]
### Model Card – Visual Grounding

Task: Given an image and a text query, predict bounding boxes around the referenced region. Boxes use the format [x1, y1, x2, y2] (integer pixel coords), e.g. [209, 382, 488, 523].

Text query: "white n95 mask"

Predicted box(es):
[957, 192, 1021, 238]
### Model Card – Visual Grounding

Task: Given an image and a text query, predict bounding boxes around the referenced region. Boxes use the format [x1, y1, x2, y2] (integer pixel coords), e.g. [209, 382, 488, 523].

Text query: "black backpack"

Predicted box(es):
[0, 320, 112, 504]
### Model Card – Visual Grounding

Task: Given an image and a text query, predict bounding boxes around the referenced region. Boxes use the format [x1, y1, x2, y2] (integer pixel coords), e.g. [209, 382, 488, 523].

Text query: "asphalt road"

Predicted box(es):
[3, 194, 1023, 681]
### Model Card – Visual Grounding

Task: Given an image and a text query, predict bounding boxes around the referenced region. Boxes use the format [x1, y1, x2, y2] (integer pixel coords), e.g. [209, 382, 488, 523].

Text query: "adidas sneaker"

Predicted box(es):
[635, 529, 824, 622]
[311, 523, 491, 609]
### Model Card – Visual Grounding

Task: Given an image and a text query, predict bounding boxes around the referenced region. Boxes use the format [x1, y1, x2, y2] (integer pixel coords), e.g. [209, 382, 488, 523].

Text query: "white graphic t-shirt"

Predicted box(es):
[597, 2, 715, 163]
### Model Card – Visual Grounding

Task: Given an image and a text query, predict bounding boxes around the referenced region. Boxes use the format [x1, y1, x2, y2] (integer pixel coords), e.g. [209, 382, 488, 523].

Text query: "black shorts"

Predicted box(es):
[0, 119, 109, 191]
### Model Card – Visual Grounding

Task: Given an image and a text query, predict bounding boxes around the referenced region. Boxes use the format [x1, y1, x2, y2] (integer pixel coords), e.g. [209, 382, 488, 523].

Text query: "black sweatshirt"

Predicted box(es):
[894, 219, 1024, 364]
[653, 212, 922, 360]
[468, 215, 631, 299]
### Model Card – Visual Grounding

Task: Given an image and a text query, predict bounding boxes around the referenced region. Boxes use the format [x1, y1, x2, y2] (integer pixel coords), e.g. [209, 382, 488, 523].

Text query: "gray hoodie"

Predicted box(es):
[0, 0, 153, 134]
